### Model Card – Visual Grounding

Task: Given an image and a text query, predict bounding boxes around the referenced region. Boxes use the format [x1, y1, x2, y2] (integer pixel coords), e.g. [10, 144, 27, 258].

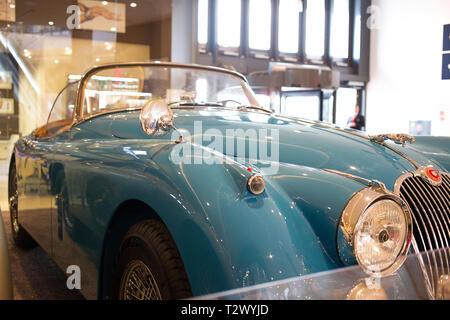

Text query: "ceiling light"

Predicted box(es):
[54, 59, 59, 64]
[9, 4, 15, 9]
[48, 21, 54, 26]
[130, 2, 137, 7]
[102, 1, 108, 5]
[96, 58, 101, 62]
[110, 27, 117, 32]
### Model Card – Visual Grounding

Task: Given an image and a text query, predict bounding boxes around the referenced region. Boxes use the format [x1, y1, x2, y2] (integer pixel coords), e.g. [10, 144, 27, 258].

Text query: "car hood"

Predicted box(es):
[107, 109, 441, 191]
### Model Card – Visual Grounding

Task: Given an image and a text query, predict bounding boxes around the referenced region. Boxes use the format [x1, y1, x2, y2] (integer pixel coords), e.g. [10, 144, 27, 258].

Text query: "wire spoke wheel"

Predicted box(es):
[9, 165, 20, 234]
[119, 260, 162, 300]
[9, 190, 19, 234]
[8, 163, 37, 249]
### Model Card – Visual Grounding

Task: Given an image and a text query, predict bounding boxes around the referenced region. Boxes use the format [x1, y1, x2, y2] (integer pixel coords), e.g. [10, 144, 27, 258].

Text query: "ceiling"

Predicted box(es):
[14, 0, 172, 28]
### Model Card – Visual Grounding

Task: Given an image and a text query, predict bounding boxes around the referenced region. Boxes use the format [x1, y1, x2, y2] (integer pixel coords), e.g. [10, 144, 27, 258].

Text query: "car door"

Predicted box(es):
[15, 134, 53, 254]
[16, 81, 78, 256]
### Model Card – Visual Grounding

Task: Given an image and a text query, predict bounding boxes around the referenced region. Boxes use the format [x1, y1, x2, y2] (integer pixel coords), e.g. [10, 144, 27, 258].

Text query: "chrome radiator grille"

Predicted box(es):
[397, 172, 450, 297]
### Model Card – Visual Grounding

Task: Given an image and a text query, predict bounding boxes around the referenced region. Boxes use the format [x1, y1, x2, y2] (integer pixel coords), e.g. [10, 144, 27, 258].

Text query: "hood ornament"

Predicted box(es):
[369, 134, 415, 147]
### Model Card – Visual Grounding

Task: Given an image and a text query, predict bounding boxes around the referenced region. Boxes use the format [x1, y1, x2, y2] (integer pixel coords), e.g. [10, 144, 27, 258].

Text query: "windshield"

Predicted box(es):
[82, 65, 262, 118]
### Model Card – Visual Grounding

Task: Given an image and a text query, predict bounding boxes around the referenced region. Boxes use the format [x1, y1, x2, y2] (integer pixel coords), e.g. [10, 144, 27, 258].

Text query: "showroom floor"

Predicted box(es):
[0, 162, 84, 300]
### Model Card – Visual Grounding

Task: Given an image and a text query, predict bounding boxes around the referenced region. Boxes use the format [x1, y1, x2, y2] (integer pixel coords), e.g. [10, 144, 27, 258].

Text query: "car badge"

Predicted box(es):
[423, 167, 442, 186]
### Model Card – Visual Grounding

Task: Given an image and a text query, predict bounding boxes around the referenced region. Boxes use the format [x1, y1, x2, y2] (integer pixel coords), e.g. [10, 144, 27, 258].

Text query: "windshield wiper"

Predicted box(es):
[168, 101, 222, 107]
[168, 101, 273, 114]
[236, 105, 273, 114]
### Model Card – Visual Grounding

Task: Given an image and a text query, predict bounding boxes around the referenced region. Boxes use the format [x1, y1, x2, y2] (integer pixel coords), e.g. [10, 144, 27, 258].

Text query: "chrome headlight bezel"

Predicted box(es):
[338, 186, 413, 277]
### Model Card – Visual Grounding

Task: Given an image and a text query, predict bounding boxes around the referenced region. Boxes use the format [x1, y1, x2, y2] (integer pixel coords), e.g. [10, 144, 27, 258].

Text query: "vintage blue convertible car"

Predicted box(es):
[8, 62, 450, 300]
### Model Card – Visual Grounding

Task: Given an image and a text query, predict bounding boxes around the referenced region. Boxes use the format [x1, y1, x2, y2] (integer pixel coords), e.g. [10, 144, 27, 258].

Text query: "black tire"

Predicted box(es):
[111, 219, 192, 300]
[8, 163, 37, 249]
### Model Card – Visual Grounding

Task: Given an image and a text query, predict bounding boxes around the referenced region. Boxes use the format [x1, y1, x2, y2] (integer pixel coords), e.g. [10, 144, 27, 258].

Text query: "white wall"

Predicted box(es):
[366, 0, 450, 136]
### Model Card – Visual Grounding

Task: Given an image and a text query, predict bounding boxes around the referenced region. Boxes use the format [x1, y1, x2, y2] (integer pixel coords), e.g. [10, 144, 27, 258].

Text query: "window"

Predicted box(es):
[278, 0, 301, 54]
[197, 0, 209, 46]
[353, 14, 361, 61]
[330, 0, 350, 60]
[217, 0, 241, 49]
[249, 0, 272, 51]
[322, 93, 334, 122]
[255, 93, 271, 110]
[283, 94, 320, 121]
[335, 88, 358, 128]
[305, 0, 326, 59]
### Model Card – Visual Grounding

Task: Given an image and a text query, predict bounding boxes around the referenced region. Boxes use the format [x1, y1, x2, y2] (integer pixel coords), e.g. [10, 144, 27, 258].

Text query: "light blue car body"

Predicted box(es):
[11, 72, 449, 299]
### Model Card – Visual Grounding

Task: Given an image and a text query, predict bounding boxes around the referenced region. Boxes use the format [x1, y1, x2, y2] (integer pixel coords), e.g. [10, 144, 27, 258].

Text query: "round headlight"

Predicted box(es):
[353, 199, 410, 277]
[339, 186, 412, 277]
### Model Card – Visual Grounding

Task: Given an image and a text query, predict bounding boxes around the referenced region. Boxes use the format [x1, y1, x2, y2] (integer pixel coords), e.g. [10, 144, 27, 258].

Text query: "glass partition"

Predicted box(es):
[196, 248, 450, 300]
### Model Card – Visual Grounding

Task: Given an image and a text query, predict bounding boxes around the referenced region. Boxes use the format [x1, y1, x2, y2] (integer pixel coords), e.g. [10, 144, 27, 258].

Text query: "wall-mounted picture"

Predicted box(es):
[0, 71, 12, 89]
[444, 24, 450, 51]
[78, 0, 126, 33]
[0, 98, 14, 114]
[0, 0, 15, 22]
[443, 53, 450, 80]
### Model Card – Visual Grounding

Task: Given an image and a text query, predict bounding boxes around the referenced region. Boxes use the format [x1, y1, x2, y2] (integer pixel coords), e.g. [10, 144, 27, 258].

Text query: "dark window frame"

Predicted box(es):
[194, 0, 369, 81]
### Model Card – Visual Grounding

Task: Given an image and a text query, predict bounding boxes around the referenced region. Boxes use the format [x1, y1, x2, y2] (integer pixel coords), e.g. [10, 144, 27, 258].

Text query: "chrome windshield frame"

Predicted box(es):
[72, 62, 259, 126]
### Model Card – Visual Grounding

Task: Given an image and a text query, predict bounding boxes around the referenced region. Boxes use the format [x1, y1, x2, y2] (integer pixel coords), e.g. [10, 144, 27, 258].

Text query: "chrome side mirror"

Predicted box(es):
[140, 101, 174, 137]
[140, 101, 183, 143]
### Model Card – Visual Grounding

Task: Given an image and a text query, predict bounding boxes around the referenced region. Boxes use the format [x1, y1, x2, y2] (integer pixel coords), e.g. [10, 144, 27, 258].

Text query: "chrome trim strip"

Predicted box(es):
[323, 169, 387, 191]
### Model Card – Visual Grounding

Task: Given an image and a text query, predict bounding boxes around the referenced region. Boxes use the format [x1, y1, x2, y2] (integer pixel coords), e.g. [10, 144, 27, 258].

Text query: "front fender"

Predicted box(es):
[263, 163, 364, 266]
[144, 143, 365, 295]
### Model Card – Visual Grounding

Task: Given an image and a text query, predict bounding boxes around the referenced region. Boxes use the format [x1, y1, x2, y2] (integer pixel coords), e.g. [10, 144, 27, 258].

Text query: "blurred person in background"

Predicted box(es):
[348, 104, 365, 131]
